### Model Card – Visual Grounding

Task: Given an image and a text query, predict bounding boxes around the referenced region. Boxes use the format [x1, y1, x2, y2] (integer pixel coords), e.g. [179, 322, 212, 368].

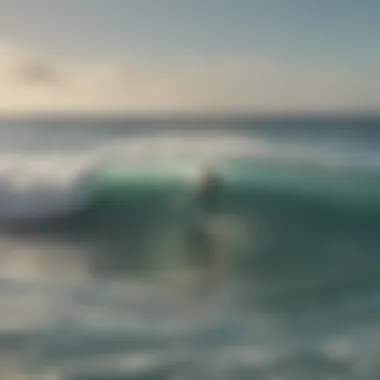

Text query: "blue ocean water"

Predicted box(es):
[0, 116, 379, 379]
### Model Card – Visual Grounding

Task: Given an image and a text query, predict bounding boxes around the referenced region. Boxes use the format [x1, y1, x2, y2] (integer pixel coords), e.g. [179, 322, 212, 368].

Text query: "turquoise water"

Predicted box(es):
[0, 116, 379, 379]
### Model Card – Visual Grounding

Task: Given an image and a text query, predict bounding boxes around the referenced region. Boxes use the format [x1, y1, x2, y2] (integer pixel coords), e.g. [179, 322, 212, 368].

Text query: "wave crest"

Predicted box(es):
[0, 132, 378, 222]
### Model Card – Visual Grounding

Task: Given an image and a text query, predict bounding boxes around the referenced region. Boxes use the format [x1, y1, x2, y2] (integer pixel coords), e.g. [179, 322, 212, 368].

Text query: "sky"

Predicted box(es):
[0, 0, 379, 114]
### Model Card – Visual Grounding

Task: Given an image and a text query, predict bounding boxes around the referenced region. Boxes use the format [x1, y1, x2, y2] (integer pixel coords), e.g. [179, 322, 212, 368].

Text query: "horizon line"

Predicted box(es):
[0, 110, 379, 121]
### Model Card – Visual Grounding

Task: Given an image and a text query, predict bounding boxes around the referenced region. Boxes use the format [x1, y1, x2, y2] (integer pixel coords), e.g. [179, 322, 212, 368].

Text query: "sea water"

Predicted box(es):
[0, 116, 378, 379]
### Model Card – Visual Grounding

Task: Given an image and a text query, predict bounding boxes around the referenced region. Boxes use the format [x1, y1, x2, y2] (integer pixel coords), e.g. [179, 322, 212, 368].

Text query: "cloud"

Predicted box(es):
[0, 43, 378, 114]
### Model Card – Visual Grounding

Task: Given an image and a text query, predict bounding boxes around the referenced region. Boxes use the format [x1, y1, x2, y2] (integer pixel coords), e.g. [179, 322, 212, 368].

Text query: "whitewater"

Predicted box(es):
[0, 116, 379, 379]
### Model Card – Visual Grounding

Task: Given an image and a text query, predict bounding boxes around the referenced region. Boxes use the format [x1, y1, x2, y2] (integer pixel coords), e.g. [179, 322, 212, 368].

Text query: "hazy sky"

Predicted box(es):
[0, 0, 379, 114]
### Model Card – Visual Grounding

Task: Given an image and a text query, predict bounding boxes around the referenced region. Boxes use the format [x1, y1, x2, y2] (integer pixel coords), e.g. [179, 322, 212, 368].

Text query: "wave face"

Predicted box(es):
[1, 117, 380, 379]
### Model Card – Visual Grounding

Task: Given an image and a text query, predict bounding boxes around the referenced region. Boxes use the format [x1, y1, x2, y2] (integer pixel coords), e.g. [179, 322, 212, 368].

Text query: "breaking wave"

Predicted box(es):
[0, 131, 379, 222]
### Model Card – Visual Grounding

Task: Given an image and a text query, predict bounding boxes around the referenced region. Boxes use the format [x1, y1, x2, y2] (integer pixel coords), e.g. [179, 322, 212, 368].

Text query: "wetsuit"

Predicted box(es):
[195, 171, 222, 213]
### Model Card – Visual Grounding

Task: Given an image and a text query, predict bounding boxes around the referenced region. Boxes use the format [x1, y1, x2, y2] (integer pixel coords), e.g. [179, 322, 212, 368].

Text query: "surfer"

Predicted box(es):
[195, 167, 222, 214]
[190, 167, 223, 289]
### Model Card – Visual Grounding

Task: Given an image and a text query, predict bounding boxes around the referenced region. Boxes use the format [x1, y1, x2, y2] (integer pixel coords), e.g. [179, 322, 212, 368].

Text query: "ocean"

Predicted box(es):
[0, 115, 379, 379]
